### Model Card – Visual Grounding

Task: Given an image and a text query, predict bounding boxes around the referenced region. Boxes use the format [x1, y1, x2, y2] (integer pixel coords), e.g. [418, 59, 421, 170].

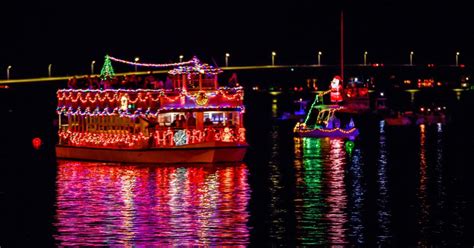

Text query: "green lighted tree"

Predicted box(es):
[100, 55, 115, 79]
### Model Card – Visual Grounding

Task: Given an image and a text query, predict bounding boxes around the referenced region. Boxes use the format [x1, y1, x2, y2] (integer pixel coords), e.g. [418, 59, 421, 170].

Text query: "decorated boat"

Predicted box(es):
[293, 76, 359, 139]
[293, 105, 359, 138]
[56, 56, 247, 163]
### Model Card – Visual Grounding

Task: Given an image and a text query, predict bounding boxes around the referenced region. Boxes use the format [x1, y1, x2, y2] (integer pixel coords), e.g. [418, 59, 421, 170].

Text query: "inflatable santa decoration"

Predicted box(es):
[330, 75, 343, 103]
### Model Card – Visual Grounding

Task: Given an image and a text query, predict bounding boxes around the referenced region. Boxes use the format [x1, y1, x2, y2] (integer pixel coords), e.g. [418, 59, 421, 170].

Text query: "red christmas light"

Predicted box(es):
[32, 137, 42, 150]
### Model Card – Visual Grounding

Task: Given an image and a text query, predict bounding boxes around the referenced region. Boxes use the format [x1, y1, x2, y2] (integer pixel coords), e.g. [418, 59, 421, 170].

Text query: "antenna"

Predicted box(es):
[340, 10, 344, 84]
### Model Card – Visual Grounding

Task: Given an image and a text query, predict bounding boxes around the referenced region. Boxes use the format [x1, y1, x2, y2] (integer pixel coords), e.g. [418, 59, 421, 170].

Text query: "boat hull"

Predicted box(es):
[295, 128, 359, 138]
[56, 142, 248, 164]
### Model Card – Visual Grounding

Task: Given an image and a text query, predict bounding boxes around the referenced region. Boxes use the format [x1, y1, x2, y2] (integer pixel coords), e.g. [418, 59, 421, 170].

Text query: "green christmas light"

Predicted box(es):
[345, 140, 355, 154]
[304, 91, 328, 125]
[100, 55, 115, 80]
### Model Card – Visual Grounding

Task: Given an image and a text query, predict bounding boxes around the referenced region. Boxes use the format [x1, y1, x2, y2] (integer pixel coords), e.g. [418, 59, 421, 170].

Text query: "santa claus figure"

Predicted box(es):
[330, 76, 343, 103]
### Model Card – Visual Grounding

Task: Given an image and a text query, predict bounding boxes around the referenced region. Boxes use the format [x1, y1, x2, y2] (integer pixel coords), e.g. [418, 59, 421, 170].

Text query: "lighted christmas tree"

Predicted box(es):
[100, 55, 115, 79]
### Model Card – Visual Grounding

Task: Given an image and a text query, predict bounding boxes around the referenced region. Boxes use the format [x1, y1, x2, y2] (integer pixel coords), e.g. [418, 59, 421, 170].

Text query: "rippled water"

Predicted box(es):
[250, 113, 473, 246]
[2, 91, 473, 247]
[293, 137, 349, 245]
[53, 162, 250, 246]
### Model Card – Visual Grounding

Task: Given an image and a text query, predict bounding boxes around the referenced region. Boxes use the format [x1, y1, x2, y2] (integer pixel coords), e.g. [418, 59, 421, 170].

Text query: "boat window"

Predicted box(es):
[157, 113, 177, 126]
[204, 112, 224, 124]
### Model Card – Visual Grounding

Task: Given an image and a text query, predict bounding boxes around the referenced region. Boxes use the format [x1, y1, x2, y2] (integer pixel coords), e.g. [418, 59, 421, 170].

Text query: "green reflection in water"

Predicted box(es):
[295, 138, 327, 245]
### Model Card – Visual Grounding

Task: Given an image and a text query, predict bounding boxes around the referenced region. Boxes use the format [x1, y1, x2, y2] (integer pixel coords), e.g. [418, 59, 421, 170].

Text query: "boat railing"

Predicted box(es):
[58, 126, 246, 149]
[152, 127, 246, 147]
[57, 88, 243, 111]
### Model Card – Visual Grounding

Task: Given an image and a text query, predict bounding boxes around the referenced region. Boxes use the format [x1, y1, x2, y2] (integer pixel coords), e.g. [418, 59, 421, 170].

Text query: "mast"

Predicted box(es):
[340, 10, 344, 84]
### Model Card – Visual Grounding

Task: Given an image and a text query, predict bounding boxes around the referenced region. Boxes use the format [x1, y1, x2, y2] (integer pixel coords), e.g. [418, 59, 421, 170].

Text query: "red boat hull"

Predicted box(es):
[56, 142, 247, 164]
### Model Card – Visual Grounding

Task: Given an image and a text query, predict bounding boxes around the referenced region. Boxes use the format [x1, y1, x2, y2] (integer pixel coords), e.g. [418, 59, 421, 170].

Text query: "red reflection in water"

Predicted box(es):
[54, 161, 250, 246]
[417, 124, 429, 246]
[325, 139, 348, 245]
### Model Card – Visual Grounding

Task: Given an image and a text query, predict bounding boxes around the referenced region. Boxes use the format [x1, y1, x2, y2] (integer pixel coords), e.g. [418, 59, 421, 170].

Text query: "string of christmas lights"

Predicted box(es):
[58, 88, 242, 95]
[105, 55, 222, 75]
[297, 127, 358, 134]
[168, 63, 222, 75]
[58, 127, 246, 149]
[107, 55, 197, 68]
[57, 106, 244, 116]
[57, 89, 244, 112]
[57, 88, 243, 103]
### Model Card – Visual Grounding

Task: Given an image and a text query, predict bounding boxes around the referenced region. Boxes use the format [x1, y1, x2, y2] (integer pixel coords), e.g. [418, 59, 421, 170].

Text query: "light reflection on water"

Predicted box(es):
[347, 146, 365, 245]
[377, 120, 392, 245]
[417, 124, 429, 246]
[293, 137, 351, 245]
[51, 121, 467, 246]
[54, 161, 250, 247]
[268, 128, 288, 241]
[416, 123, 463, 246]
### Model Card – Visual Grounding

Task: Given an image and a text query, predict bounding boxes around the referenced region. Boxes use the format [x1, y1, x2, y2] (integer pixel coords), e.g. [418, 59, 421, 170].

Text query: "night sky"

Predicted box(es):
[1, 1, 472, 77]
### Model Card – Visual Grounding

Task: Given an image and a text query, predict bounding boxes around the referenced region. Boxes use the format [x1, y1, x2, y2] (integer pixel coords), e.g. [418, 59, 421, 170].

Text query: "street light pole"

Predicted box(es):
[410, 51, 414, 66]
[318, 51, 322, 66]
[364, 51, 368, 65]
[134, 57, 140, 72]
[456, 51, 460, 66]
[225, 53, 230, 67]
[48, 64, 52, 77]
[91, 60, 96, 75]
[7, 65, 12, 80]
[272, 51, 276, 66]
[179, 55, 183, 63]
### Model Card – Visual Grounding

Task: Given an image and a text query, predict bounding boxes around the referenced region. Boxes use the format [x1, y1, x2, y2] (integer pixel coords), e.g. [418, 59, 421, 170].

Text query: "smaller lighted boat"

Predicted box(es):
[294, 76, 359, 139]
[294, 104, 359, 138]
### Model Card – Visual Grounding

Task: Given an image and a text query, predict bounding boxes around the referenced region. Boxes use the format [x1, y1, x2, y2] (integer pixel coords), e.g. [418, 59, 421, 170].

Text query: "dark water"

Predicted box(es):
[1, 86, 474, 246]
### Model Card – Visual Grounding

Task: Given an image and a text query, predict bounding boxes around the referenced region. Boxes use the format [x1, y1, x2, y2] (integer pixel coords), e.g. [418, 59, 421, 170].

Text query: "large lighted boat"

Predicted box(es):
[56, 56, 247, 163]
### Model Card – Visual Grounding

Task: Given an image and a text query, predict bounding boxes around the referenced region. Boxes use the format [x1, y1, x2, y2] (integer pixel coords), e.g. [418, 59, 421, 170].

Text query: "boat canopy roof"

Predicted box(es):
[314, 104, 344, 110]
[168, 57, 222, 75]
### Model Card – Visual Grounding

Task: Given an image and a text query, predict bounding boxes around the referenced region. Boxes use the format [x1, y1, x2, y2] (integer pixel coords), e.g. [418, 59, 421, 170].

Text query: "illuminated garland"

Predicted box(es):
[56, 106, 244, 116]
[57, 88, 243, 103]
[107, 55, 197, 68]
[106, 55, 222, 75]
[59, 130, 149, 149]
[294, 125, 358, 135]
[303, 90, 332, 124]
[57, 88, 244, 113]
[59, 127, 246, 149]
[301, 127, 357, 134]
[168, 63, 222, 75]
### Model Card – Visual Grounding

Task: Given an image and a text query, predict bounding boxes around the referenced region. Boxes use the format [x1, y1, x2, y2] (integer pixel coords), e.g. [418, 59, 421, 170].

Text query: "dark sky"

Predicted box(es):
[1, 1, 472, 77]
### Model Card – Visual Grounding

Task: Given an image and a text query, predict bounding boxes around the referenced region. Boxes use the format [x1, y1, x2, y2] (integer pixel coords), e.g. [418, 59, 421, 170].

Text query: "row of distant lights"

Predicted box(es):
[2, 51, 464, 80]
[420, 106, 446, 112]
[176, 50, 462, 66]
